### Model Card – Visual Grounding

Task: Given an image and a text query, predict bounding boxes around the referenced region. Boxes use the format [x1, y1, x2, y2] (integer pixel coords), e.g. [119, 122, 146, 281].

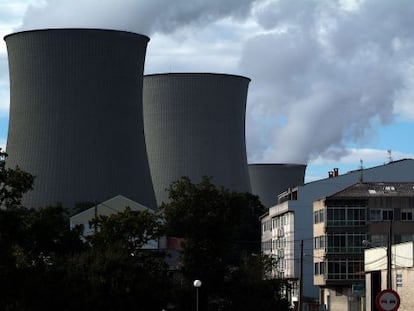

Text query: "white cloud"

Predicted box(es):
[242, 0, 414, 163]
[310, 147, 414, 165]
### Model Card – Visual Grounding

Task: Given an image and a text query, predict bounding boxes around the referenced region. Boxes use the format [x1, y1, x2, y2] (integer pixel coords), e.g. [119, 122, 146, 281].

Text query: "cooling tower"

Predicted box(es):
[5, 28, 157, 210]
[248, 164, 307, 208]
[143, 73, 252, 205]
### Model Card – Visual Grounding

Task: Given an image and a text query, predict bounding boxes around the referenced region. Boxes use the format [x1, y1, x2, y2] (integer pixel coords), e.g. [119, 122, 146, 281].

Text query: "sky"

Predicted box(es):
[0, 0, 413, 182]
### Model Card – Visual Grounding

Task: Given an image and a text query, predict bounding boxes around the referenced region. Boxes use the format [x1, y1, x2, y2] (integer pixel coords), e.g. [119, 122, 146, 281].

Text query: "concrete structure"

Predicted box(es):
[248, 163, 306, 208]
[365, 242, 414, 311]
[5, 29, 156, 210]
[260, 159, 414, 310]
[143, 73, 251, 205]
[314, 182, 414, 311]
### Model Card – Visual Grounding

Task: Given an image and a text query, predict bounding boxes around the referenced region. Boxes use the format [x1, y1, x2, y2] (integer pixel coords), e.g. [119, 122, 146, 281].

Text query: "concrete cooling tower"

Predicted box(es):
[143, 73, 252, 205]
[248, 164, 307, 208]
[5, 29, 157, 210]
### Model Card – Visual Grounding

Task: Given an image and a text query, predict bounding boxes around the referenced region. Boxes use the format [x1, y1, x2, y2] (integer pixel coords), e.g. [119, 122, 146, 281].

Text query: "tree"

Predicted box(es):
[0, 149, 34, 209]
[0, 205, 85, 311]
[161, 176, 286, 310]
[69, 208, 171, 311]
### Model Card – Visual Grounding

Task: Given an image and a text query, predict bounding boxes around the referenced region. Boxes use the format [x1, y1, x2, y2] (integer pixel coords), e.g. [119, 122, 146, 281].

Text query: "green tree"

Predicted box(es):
[161, 176, 286, 310]
[0, 205, 85, 311]
[68, 208, 171, 311]
[0, 149, 34, 209]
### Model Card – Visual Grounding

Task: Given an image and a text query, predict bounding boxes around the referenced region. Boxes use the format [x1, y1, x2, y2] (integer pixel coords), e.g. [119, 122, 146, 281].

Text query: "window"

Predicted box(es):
[277, 259, 285, 272]
[314, 262, 326, 275]
[402, 209, 414, 221]
[327, 206, 366, 226]
[326, 233, 365, 253]
[369, 209, 381, 221]
[370, 234, 387, 247]
[347, 234, 366, 253]
[314, 263, 320, 275]
[382, 209, 394, 220]
[327, 234, 346, 253]
[314, 210, 325, 224]
[346, 208, 366, 226]
[314, 236, 326, 249]
[327, 259, 364, 280]
[369, 209, 393, 221]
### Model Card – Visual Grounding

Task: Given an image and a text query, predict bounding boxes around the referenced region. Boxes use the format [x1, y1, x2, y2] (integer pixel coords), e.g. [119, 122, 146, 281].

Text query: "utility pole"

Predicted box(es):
[298, 239, 304, 311]
[387, 220, 392, 289]
[94, 201, 98, 233]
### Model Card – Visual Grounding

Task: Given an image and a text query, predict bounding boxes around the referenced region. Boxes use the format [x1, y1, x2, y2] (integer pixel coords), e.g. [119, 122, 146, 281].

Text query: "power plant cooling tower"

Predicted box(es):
[248, 164, 307, 208]
[143, 73, 252, 205]
[5, 29, 157, 210]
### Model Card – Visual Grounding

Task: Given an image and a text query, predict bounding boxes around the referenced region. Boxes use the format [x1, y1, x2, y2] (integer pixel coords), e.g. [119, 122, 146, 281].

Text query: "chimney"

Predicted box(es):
[328, 171, 334, 178]
[333, 168, 339, 177]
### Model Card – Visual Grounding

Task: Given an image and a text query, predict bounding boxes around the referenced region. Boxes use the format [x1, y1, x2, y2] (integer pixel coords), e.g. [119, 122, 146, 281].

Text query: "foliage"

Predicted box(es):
[0, 149, 34, 208]
[0, 205, 85, 310]
[161, 176, 287, 311]
[0, 160, 288, 311]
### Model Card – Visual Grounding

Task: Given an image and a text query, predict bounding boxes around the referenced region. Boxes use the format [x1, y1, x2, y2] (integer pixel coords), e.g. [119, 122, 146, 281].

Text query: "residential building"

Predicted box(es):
[314, 182, 414, 311]
[260, 159, 414, 310]
[364, 241, 414, 311]
[365, 241, 414, 311]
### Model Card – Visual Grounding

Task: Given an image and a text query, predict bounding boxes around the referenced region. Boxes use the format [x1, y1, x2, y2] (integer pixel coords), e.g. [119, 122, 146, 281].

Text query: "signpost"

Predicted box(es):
[375, 289, 400, 311]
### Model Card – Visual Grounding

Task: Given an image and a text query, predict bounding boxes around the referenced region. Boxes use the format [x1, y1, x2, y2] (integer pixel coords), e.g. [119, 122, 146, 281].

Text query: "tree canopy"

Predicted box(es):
[0, 160, 289, 311]
[161, 176, 288, 311]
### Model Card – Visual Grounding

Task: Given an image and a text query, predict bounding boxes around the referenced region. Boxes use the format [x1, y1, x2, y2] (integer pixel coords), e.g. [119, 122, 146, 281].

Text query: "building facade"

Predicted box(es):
[260, 159, 414, 309]
[314, 182, 414, 311]
[365, 241, 414, 311]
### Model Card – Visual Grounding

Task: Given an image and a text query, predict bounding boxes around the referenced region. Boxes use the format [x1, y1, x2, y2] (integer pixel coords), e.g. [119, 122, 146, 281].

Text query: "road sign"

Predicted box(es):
[375, 289, 400, 311]
[352, 283, 365, 295]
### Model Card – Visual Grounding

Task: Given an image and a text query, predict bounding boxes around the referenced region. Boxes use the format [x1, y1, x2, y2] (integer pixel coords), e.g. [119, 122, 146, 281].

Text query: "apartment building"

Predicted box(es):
[313, 182, 414, 311]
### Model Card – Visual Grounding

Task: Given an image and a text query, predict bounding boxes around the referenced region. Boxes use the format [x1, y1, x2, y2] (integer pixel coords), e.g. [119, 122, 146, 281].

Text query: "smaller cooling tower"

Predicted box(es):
[143, 73, 252, 205]
[5, 29, 156, 210]
[248, 164, 307, 208]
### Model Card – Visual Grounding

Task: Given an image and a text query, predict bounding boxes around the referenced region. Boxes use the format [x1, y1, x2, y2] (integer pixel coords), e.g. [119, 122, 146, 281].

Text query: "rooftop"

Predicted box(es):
[329, 182, 414, 198]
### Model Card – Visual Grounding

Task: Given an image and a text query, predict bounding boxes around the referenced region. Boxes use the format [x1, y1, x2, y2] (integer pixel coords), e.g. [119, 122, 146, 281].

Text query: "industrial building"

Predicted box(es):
[143, 73, 252, 205]
[248, 163, 306, 208]
[4, 28, 157, 210]
[261, 159, 414, 310]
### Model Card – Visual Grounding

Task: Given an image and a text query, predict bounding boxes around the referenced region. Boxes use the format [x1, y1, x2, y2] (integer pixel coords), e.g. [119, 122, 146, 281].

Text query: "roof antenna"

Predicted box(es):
[387, 149, 393, 163]
[359, 159, 364, 183]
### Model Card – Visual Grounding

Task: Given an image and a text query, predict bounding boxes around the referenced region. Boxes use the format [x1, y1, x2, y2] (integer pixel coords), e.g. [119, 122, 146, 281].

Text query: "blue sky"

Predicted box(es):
[1, 0, 413, 182]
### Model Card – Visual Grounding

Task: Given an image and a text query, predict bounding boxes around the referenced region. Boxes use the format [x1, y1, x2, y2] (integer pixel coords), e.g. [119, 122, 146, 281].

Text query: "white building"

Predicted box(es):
[261, 159, 414, 309]
[365, 241, 414, 311]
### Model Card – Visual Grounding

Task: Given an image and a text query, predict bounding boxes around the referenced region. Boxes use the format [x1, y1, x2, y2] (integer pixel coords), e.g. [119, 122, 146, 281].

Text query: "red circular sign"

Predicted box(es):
[375, 289, 400, 311]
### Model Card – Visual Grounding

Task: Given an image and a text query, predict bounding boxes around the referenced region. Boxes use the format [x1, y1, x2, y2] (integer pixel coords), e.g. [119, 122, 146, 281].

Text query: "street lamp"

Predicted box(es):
[193, 279, 202, 311]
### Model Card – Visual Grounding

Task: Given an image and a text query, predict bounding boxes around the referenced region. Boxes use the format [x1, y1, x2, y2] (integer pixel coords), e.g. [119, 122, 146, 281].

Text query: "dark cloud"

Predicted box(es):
[19, 0, 257, 35]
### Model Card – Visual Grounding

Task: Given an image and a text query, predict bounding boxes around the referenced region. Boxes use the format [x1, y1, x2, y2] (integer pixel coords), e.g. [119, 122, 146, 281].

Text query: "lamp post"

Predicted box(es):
[193, 279, 202, 311]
